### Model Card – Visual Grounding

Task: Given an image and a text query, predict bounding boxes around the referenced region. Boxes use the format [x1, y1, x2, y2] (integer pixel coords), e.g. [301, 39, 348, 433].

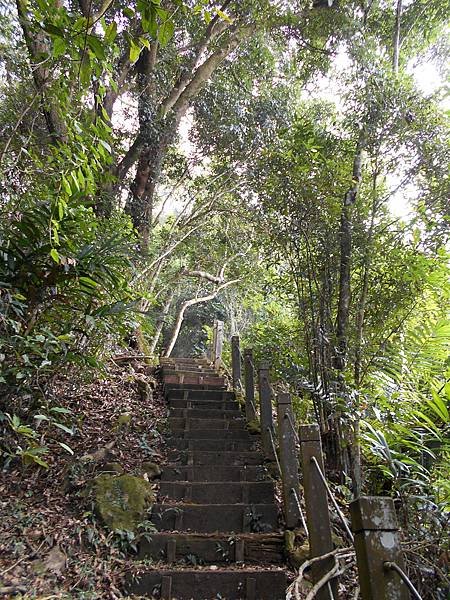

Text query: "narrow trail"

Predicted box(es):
[128, 356, 288, 599]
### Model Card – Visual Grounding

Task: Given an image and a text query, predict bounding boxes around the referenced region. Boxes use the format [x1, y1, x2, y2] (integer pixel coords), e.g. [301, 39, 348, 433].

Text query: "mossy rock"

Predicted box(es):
[140, 461, 161, 480]
[94, 474, 154, 532]
[114, 413, 132, 430]
[285, 530, 310, 568]
[247, 419, 261, 435]
[101, 462, 124, 474]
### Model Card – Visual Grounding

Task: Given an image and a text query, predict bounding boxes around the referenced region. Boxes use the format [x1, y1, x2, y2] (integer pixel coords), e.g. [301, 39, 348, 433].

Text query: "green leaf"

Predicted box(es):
[157, 20, 174, 47]
[87, 35, 106, 60]
[215, 9, 233, 23]
[79, 276, 98, 288]
[105, 21, 117, 44]
[54, 422, 74, 435]
[58, 442, 74, 455]
[99, 139, 111, 153]
[80, 54, 91, 87]
[129, 40, 141, 63]
[34, 414, 50, 422]
[53, 36, 67, 58]
[50, 249, 60, 263]
[428, 391, 449, 423]
[29, 455, 50, 469]
[61, 175, 71, 195]
[50, 407, 72, 414]
[43, 22, 65, 37]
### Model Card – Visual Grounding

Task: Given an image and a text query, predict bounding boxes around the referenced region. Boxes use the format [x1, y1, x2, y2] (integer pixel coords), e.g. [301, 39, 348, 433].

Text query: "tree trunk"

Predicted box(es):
[164, 279, 240, 357]
[123, 25, 254, 250]
[354, 174, 378, 386]
[148, 290, 175, 355]
[16, 0, 67, 144]
[331, 132, 365, 493]
[335, 133, 365, 370]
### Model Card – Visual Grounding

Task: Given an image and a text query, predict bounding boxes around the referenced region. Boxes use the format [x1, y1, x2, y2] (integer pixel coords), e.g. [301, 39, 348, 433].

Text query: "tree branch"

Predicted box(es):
[164, 278, 241, 356]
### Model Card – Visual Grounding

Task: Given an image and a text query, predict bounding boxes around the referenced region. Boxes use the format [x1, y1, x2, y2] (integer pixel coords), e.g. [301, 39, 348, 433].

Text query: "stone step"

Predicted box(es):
[168, 398, 239, 411]
[167, 450, 264, 466]
[164, 383, 227, 392]
[161, 465, 269, 482]
[166, 438, 257, 452]
[162, 367, 218, 376]
[169, 417, 247, 431]
[160, 357, 209, 364]
[164, 375, 226, 387]
[138, 532, 285, 565]
[168, 429, 251, 441]
[166, 389, 235, 401]
[127, 568, 287, 599]
[150, 503, 279, 533]
[159, 481, 274, 504]
[169, 407, 243, 419]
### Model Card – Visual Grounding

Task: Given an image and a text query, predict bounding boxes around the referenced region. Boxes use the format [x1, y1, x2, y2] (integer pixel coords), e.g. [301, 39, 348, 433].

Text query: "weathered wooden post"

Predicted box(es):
[231, 335, 242, 391]
[258, 361, 275, 461]
[350, 496, 410, 600]
[212, 320, 224, 370]
[244, 348, 257, 422]
[277, 393, 301, 528]
[299, 424, 338, 600]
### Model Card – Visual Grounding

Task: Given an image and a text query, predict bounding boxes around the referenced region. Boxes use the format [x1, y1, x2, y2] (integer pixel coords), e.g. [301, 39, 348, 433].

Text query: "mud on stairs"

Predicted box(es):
[127, 356, 288, 599]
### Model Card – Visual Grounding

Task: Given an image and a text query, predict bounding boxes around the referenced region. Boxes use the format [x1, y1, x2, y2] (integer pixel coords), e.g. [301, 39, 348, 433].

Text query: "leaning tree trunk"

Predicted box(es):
[148, 289, 175, 355]
[164, 280, 239, 357]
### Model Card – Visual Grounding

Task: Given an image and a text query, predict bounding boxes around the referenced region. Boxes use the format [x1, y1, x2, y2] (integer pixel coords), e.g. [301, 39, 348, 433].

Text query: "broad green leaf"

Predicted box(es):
[43, 22, 65, 37]
[87, 35, 106, 60]
[105, 21, 117, 44]
[158, 20, 174, 47]
[53, 36, 67, 58]
[50, 248, 60, 263]
[129, 40, 141, 63]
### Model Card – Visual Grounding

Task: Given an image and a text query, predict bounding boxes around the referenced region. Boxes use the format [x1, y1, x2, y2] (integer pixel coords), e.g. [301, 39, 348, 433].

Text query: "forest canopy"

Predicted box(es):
[0, 0, 449, 596]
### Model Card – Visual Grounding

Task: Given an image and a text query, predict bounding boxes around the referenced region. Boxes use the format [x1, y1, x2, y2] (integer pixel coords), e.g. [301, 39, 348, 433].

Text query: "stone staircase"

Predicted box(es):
[129, 357, 287, 599]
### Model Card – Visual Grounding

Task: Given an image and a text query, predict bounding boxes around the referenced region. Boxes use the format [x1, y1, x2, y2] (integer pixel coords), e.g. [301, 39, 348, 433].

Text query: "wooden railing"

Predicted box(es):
[212, 326, 418, 600]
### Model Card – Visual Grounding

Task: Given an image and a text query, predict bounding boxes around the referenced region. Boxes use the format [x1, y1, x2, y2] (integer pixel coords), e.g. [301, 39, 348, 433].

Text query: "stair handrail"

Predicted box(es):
[217, 324, 421, 600]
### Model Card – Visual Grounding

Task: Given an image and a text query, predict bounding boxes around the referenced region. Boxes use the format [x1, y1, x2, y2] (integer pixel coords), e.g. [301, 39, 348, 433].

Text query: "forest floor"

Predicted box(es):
[0, 358, 362, 600]
[0, 357, 166, 599]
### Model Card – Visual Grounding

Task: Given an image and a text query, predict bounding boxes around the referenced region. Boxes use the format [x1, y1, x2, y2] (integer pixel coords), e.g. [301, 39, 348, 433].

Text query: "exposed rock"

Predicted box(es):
[140, 461, 161, 480]
[93, 474, 155, 531]
[80, 440, 115, 463]
[44, 546, 66, 574]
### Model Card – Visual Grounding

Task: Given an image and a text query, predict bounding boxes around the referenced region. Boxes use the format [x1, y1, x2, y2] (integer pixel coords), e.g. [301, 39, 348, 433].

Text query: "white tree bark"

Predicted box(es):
[164, 279, 240, 357]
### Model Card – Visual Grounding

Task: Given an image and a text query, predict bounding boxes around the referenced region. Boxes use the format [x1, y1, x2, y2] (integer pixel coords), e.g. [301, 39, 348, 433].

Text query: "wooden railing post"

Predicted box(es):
[244, 349, 257, 422]
[231, 335, 241, 390]
[210, 320, 217, 363]
[258, 361, 275, 461]
[277, 393, 301, 528]
[299, 424, 338, 600]
[212, 320, 224, 370]
[350, 496, 410, 600]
